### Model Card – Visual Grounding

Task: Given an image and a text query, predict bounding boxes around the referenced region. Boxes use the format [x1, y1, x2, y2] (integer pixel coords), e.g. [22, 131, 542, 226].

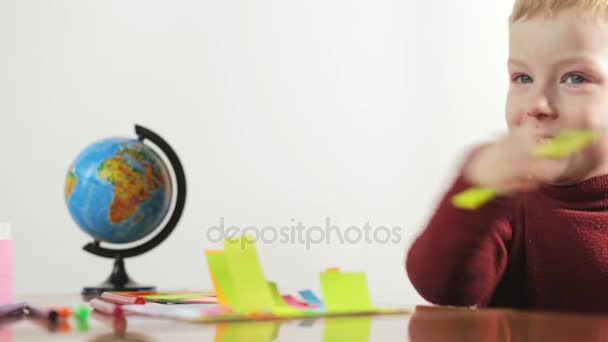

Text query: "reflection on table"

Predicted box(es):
[409, 305, 608, 342]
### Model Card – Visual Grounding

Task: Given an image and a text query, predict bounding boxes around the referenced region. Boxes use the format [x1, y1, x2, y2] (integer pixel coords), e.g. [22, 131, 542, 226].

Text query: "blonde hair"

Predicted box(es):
[510, 0, 608, 22]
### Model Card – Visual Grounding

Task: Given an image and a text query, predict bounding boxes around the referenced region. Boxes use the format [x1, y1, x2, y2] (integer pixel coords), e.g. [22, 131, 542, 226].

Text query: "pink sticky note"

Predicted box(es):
[0, 224, 13, 305]
[282, 295, 310, 309]
[202, 305, 232, 316]
[0, 325, 12, 342]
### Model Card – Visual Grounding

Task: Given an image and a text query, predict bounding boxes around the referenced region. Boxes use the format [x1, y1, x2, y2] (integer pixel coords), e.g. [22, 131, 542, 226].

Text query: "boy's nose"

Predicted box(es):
[526, 93, 557, 121]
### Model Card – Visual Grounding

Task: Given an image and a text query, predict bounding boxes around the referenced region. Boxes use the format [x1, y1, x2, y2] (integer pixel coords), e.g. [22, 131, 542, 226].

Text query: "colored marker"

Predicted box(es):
[0, 303, 26, 318]
[532, 128, 600, 159]
[451, 187, 497, 210]
[57, 319, 71, 333]
[451, 128, 601, 210]
[55, 306, 72, 319]
[101, 292, 146, 305]
[74, 306, 89, 320]
[28, 316, 59, 333]
[113, 315, 127, 334]
[91, 311, 127, 335]
[73, 306, 90, 332]
[89, 298, 124, 316]
[26, 305, 59, 323]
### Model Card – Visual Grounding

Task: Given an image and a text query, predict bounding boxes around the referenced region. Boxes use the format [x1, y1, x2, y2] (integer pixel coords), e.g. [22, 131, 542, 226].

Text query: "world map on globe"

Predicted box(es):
[65, 138, 172, 244]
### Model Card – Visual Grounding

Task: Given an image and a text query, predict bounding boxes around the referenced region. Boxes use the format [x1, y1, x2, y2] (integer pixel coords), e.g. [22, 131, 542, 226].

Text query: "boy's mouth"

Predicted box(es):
[534, 133, 555, 144]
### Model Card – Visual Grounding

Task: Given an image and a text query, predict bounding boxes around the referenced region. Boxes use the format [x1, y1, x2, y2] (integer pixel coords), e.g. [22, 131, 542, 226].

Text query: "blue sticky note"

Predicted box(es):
[298, 290, 324, 309]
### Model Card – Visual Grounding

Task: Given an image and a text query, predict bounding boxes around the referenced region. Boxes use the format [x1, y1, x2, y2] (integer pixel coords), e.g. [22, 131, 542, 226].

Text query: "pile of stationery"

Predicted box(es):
[0, 235, 406, 327]
[195, 235, 404, 321]
[88, 235, 406, 322]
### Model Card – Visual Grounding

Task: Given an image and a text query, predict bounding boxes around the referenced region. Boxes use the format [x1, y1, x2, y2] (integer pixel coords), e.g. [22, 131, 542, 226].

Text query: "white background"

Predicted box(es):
[0, 0, 512, 308]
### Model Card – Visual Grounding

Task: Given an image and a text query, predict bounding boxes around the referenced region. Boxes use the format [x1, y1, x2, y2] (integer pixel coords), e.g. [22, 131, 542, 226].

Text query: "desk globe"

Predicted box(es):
[64, 125, 186, 297]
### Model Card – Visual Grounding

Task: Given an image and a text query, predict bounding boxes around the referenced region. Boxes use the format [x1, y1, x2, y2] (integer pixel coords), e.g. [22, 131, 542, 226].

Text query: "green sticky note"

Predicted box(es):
[532, 129, 599, 159]
[206, 251, 239, 306]
[320, 272, 374, 314]
[451, 187, 497, 210]
[323, 317, 372, 342]
[268, 282, 284, 307]
[223, 236, 275, 313]
[267, 281, 302, 317]
[217, 321, 280, 342]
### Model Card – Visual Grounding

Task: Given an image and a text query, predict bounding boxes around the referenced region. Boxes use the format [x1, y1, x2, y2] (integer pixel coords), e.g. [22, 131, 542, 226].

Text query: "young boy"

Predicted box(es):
[406, 0, 608, 313]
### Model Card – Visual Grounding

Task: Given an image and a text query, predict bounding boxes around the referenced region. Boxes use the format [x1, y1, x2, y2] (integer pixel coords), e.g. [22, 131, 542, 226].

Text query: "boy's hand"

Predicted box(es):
[463, 126, 591, 194]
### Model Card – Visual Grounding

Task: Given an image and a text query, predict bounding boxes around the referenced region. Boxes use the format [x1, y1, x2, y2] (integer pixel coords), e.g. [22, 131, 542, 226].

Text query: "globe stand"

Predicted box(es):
[80, 124, 187, 299]
[81, 257, 154, 299]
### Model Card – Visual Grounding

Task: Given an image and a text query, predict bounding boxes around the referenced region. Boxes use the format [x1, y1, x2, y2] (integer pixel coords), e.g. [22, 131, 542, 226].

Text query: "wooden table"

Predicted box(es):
[5, 295, 608, 341]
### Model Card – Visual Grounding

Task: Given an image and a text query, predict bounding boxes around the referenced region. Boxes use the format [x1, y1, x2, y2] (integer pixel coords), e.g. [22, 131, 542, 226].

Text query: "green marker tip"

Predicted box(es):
[532, 128, 601, 159]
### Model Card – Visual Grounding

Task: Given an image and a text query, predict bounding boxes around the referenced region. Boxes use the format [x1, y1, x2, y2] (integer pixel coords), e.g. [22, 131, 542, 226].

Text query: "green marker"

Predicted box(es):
[73, 306, 90, 332]
[532, 129, 600, 158]
[452, 128, 600, 210]
[451, 187, 497, 210]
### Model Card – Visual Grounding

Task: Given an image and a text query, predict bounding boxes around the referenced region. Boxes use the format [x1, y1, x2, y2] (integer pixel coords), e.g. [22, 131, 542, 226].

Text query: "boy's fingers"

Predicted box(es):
[494, 177, 539, 194]
[527, 159, 568, 183]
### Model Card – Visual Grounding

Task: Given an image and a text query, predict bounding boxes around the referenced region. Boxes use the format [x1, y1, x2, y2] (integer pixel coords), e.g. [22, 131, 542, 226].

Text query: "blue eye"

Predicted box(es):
[514, 74, 533, 83]
[565, 74, 589, 84]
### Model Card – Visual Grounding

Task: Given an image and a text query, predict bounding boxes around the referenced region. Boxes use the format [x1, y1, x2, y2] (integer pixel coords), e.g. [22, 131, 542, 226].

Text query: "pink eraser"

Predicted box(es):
[0, 224, 13, 305]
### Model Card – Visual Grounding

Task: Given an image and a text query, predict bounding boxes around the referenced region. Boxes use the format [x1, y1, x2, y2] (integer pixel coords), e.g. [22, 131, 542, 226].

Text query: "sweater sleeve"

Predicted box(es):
[406, 166, 515, 307]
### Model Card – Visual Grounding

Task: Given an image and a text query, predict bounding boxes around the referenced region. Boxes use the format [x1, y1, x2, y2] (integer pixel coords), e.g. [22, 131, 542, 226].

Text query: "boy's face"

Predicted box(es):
[507, 10, 608, 181]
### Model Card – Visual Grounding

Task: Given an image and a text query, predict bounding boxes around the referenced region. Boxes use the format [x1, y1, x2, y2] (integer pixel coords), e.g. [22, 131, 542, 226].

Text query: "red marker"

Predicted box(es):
[91, 312, 127, 335]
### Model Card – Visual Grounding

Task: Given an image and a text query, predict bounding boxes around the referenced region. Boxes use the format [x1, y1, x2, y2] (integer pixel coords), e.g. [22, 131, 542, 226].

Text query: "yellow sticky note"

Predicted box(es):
[320, 272, 374, 314]
[223, 236, 275, 313]
[205, 250, 238, 306]
[216, 322, 280, 342]
[323, 317, 372, 342]
[325, 267, 340, 273]
[532, 129, 599, 159]
[451, 187, 497, 210]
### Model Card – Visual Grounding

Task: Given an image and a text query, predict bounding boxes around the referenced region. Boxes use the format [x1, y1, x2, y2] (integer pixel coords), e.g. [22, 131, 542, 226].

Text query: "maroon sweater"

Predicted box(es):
[406, 169, 608, 313]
